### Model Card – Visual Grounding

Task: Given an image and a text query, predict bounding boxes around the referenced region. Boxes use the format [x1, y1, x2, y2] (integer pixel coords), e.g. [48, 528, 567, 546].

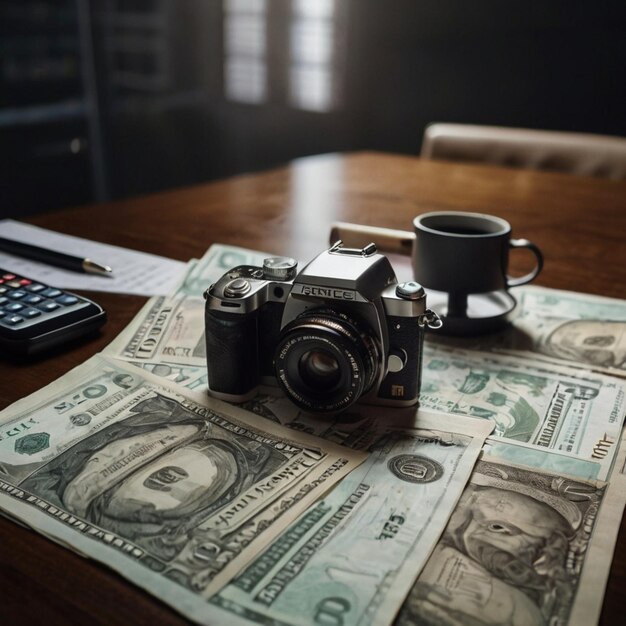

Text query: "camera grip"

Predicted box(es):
[205, 309, 259, 398]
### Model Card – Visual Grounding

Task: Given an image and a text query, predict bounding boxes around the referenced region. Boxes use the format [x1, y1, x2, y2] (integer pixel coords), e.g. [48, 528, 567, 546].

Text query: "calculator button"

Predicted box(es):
[0, 286, 7, 294]
[56, 294, 79, 306]
[19, 278, 32, 286]
[24, 294, 44, 305]
[21, 308, 41, 319]
[6, 280, 22, 288]
[41, 288, 62, 298]
[8, 290, 27, 300]
[5, 303, 25, 312]
[2, 273, 16, 280]
[0, 296, 8, 306]
[1, 315, 24, 325]
[38, 302, 60, 312]
[26, 283, 46, 293]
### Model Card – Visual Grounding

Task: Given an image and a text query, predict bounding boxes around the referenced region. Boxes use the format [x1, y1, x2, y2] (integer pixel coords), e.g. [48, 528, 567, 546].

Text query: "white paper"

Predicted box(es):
[0, 220, 186, 296]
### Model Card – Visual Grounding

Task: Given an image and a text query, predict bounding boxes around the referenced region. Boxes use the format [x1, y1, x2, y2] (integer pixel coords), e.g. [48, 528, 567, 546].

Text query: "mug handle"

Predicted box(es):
[507, 239, 544, 287]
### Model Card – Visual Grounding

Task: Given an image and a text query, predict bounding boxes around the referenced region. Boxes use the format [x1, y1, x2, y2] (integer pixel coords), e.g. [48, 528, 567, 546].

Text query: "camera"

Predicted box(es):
[204, 241, 439, 413]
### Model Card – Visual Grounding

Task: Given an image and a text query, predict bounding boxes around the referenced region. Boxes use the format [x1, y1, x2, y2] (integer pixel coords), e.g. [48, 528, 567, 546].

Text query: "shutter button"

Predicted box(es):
[224, 278, 251, 297]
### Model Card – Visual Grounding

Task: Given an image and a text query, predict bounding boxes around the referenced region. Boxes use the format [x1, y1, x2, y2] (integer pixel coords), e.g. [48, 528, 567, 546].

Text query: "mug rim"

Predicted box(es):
[413, 211, 511, 238]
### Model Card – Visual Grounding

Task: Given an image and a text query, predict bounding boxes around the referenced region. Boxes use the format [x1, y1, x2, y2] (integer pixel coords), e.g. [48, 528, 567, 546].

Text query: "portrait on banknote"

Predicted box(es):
[0, 355, 366, 614]
[509, 286, 626, 374]
[538, 320, 626, 370]
[20, 394, 290, 564]
[395, 458, 606, 626]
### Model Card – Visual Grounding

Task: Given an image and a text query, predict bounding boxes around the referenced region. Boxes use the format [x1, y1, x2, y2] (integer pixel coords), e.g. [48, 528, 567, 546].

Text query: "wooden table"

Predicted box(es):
[1, 152, 626, 625]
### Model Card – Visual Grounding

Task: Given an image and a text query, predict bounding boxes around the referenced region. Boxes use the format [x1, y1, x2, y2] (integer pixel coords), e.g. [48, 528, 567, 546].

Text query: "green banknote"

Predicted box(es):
[510, 285, 626, 375]
[480, 439, 602, 480]
[419, 344, 626, 479]
[0, 355, 365, 623]
[214, 411, 493, 626]
[394, 456, 607, 626]
[569, 426, 626, 625]
[104, 295, 207, 366]
[128, 359, 207, 390]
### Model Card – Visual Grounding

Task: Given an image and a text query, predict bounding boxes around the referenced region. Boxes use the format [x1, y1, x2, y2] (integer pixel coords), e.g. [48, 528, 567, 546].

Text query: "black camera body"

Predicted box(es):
[204, 242, 435, 414]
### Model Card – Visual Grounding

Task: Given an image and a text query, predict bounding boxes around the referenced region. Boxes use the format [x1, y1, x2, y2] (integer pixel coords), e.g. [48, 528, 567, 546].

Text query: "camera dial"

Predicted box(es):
[263, 256, 298, 280]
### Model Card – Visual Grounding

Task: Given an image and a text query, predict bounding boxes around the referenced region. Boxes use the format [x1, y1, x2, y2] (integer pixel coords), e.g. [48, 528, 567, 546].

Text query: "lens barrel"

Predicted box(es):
[274, 308, 380, 413]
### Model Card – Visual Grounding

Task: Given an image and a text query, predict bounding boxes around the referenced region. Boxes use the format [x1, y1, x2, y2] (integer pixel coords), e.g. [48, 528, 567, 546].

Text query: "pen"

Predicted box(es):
[0, 236, 113, 277]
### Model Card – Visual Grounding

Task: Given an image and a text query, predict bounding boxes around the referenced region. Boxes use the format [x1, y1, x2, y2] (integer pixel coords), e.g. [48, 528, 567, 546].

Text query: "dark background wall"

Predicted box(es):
[1, 0, 625, 218]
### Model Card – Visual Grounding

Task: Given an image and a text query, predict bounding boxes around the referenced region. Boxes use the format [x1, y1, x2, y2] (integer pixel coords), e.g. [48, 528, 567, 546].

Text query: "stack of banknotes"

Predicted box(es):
[2, 243, 626, 626]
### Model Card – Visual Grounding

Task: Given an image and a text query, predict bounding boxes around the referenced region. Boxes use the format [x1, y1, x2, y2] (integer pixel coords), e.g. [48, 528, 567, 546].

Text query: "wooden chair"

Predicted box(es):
[421, 123, 626, 180]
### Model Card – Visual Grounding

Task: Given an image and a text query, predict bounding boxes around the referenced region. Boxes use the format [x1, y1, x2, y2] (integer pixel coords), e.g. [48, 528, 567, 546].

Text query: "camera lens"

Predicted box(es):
[299, 349, 342, 391]
[274, 308, 381, 413]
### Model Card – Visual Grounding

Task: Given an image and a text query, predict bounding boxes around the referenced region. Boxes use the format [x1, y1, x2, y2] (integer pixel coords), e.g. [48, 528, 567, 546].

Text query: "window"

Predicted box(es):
[289, 0, 338, 112]
[222, 0, 345, 111]
[223, 0, 267, 104]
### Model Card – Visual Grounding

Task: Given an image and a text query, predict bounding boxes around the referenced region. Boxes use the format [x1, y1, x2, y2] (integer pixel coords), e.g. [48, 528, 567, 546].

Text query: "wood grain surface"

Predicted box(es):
[1, 152, 625, 625]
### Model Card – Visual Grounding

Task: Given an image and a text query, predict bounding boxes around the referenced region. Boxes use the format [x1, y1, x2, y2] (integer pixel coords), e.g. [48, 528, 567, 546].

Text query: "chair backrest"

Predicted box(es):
[421, 123, 626, 180]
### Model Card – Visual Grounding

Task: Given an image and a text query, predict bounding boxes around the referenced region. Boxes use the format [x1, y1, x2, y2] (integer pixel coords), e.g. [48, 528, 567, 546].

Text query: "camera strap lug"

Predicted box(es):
[418, 309, 443, 329]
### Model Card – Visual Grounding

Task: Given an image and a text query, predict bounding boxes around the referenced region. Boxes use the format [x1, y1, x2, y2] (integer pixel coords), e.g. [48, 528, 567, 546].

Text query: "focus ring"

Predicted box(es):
[274, 309, 380, 413]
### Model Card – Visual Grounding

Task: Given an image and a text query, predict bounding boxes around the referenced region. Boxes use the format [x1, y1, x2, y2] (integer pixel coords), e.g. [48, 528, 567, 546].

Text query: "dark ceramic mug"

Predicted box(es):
[412, 211, 543, 317]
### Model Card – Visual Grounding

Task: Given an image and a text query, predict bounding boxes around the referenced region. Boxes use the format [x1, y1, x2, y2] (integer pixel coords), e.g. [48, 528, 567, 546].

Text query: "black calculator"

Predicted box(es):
[0, 269, 106, 356]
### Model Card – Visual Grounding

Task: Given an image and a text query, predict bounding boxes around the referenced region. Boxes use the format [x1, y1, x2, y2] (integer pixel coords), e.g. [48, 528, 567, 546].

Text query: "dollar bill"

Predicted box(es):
[173, 244, 270, 299]
[243, 393, 607, 480]
[508, 285, 626, 375]
[420, 343, 626, 479]
[241, 390, 377, 442]
[0, 355, 365, 623]
[394, 456, 607, 626]
[104, 296, 206, 366]
[128, 359, 207, 391]
[569, 426, 626, 625]
[213, 410, 494, 626]
[480, 439, 603, 481]
[481, 425, 626, 626]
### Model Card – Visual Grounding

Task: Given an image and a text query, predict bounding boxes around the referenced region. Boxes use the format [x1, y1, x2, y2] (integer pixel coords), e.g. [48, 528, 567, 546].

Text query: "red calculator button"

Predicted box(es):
[19, 278, 32, 286]
[2, 274, 16, 280]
